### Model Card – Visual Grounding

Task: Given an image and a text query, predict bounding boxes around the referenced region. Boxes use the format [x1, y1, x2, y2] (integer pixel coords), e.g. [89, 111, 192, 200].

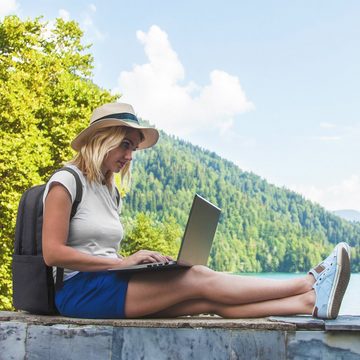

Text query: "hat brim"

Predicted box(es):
[71, 118, 159, 151]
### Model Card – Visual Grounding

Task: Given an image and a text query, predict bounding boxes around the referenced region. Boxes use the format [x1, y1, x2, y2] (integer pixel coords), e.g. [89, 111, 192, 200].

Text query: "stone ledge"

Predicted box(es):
[2, 312, 360, 359]
[0, 311, 296, 330]
[2, 311, 360, 331]
[269, 315, 360, 331]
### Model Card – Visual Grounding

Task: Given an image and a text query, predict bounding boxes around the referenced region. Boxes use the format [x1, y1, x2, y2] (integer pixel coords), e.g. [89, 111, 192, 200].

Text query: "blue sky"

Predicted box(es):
[2, 0, 360, 211]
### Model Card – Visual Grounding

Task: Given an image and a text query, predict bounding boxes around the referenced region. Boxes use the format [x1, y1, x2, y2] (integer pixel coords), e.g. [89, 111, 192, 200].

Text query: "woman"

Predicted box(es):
[42, 102, 351, 320]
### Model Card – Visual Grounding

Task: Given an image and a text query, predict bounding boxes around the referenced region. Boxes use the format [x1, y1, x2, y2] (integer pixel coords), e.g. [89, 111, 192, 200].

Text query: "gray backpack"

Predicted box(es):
[12, 167, 82, 314]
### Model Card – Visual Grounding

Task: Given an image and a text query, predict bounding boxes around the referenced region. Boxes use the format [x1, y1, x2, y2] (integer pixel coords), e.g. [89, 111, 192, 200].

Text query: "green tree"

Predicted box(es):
[120, 214, 181, 259]
[0, 16, 117, 310]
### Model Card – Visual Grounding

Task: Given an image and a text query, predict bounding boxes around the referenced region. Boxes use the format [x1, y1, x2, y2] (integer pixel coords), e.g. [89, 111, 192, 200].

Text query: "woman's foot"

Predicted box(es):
[309, 242, 350, 281]
[312, 244, 351, 319]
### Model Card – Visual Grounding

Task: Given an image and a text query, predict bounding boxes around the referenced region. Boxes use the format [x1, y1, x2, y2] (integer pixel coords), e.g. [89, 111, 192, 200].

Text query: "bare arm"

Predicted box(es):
[42, 184, 170, 271]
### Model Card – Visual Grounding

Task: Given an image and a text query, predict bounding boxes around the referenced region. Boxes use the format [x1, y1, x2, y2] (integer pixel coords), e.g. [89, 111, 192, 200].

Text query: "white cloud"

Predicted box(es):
[312, 135, 341, 141]
[0, 0, 19, 17]
[309, 122, 360, 143]
[58, 9, 70, 21]
[320, 122, 336, 129]
[82, 14, 93, 27]
[37, 5, 104, 48]
[89, 4, 97, 12]
[115, 25, 254, 137]
[290, 175, 360, 211]
[80, 4, 105, 41]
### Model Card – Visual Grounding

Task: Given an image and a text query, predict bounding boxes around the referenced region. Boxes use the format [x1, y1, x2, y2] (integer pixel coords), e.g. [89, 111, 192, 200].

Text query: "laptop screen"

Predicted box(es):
[176, 194, 221, 266]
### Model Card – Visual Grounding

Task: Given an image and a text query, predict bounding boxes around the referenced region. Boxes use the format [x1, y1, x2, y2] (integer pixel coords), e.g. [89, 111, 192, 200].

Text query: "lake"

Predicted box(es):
[241, 272, 360, 316]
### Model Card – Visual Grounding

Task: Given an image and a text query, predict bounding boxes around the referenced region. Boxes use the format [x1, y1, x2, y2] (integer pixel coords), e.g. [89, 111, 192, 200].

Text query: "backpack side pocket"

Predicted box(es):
[12, 254, 56, 314]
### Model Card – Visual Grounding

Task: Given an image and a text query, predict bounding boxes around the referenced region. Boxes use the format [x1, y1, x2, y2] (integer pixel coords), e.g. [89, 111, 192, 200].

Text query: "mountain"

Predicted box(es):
[333, 210, 360, 222]
[123, 130, 360, 272]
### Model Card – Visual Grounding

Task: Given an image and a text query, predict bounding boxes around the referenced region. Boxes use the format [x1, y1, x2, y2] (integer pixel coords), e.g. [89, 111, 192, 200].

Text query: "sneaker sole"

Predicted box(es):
[327, 246, 351, 319]
[338, 242, 351, 259]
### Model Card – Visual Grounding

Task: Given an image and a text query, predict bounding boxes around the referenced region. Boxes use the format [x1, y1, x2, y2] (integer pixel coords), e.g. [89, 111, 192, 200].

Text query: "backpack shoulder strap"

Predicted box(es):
[54, 167, 83, 219]
[115, 187, 120, 207]
[53, 166, 83, 291]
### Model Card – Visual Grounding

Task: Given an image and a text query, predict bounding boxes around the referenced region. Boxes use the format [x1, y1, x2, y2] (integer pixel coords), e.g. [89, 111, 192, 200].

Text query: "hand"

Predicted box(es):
[121, 250, 172, 267]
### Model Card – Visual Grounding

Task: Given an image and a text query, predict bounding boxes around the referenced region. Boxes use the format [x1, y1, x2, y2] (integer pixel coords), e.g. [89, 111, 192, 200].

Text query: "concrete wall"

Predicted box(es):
[1, 322, 360, 360]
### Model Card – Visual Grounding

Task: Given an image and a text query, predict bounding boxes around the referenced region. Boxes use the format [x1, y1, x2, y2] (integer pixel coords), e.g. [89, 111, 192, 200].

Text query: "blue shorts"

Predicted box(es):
[55, 271, 130, 319]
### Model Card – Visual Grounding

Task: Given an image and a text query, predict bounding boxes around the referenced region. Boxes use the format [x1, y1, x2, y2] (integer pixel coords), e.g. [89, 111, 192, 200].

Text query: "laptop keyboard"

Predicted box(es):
[146, 261, 177, 268]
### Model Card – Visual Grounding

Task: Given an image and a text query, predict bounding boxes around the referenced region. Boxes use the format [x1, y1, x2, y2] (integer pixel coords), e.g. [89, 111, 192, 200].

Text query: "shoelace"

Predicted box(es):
[315, 258, 336, 286]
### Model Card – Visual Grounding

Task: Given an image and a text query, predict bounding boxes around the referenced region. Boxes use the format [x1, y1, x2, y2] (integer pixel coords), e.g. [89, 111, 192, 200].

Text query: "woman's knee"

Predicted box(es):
[185, 265, 216, 295]
[188, 265, 214, 278]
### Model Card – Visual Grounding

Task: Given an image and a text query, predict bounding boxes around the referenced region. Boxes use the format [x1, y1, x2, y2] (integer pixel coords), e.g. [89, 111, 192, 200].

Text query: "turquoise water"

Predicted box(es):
[240, 272, 360, 315]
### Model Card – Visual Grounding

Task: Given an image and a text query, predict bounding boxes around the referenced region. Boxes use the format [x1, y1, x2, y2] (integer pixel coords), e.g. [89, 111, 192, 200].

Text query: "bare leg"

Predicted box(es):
[149, 291, 315, 318]
[125, 266, 315, 318]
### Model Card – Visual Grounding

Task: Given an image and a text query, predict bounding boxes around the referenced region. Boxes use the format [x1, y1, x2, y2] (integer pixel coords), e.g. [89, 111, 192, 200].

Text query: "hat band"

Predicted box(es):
[93, 112, 139, 124]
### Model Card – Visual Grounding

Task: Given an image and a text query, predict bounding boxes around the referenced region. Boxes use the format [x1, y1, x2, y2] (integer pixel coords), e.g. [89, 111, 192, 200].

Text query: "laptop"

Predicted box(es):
[109, 194, 221, 273]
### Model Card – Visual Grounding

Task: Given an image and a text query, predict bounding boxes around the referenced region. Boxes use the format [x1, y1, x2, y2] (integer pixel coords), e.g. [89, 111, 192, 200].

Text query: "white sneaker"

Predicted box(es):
[312, 244, 351, 319]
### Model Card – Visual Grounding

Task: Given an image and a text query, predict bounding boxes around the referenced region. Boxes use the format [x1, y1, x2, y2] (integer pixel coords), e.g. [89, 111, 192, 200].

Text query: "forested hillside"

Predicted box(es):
[123, 130, 360, 272]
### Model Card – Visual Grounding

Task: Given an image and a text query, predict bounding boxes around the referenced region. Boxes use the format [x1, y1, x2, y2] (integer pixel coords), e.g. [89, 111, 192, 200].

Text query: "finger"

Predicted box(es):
[149, 253, 165, 262]
[139, 250, 166, 261]
[139, 254, 159, 264]
[148, 252, 169, 263]
[136, 251, 168, 263]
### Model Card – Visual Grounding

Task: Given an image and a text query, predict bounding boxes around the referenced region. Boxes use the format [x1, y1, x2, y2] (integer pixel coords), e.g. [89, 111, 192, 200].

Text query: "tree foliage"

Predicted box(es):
[124, 131, 360, 273]
[120, 214, 181, 259]
[0, 16, 117, 310]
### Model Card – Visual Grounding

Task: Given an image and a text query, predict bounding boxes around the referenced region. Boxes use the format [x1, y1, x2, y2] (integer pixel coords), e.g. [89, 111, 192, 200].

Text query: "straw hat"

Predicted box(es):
[71, 103, 159, 151]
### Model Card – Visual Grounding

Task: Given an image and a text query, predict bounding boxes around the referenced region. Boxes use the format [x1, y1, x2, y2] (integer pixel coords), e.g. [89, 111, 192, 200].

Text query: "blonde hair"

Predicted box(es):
[68, 126, 139, 191]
